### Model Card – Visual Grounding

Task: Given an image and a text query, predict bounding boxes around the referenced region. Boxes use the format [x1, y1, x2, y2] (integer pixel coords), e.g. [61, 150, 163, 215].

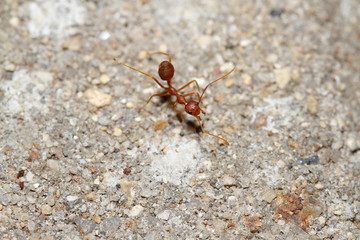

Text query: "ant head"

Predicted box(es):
[158, 61, 175, 81]
[185, 100, 201, 117]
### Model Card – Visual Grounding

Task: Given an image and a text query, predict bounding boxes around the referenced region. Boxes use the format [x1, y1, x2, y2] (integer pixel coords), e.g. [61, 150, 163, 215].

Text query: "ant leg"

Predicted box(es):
[199, 67, 235, 104]
[196, 117, 229, 146]
[149, 52, 172, 62]
[177, 80, 201, 93]
[171, 102, 185, 122]
[182, 92, 197, 97]
[139, 92, 170, 111]
[113, 58, 168, 89]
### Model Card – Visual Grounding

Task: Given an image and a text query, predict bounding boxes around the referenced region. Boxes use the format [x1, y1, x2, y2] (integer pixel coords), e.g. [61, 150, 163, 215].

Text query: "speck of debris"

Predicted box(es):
[123, 168, 131, 175]
[297, 155, 319, 165]
[270, 8, 284, 17]
[152, 120, 167, 131]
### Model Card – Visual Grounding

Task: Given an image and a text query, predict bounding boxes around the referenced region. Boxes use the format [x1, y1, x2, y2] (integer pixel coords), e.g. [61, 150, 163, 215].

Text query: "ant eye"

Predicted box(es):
[188, 111, 192, 114]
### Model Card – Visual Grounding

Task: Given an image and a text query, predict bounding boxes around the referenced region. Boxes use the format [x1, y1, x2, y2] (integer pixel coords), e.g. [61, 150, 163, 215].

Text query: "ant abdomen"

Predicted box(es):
[158, 61, 175, 81]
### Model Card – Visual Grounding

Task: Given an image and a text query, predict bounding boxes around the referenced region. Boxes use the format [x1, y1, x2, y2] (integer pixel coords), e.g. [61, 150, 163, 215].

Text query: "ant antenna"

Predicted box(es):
[113, 58, 167, 89]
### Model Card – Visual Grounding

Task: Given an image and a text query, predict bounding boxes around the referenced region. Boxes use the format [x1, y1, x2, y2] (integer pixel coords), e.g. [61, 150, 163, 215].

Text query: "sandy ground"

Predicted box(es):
[1, 0, 360, 239]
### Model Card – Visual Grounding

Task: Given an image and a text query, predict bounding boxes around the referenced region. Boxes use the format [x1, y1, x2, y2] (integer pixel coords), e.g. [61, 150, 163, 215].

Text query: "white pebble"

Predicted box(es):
[26, 171, 35, 182]
[113, 128, 122, 137]
[99, 74, 111, 84]
[157, 210, 171, 220]
[5, 62, 16, 72]
[84, 89, 112, 107]
[47, 159, 60, 173]
[274, 67, 291, 89]
[128, 205, 144, 217]
[66, 195, 79, 202]
[223, 175, 236, 186]
[41, 205, 52, 216]
[126, 102, 135, 109]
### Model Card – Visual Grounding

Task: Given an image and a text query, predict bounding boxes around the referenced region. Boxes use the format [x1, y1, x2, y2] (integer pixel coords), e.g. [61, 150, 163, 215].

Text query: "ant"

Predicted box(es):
[114, 52, 235, 145]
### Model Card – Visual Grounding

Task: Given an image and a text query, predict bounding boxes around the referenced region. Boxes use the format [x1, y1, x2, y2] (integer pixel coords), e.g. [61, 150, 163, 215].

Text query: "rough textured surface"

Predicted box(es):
[1, 0, 360, 239]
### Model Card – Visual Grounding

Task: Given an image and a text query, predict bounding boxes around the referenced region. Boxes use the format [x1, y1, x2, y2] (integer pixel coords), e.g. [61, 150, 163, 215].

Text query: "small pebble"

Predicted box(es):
[123, 168, 131, 175]
[138, 50, 149, 60]
[99, 74, 111, 84]
[345, 136, 358, 151]
[153, 120, 167, 131]
[315, 183, 324, 190]
[47, 159, 60, 173]
[334, 209, 342, 216]
[41, 205, 52, 216]
[254, 113, 267, 128]
[347, 232, 355, 239]
[225, 79, 234, 88]
[277, 160, 286, 168]
[91, 167, 98, 174]
[241, 73, 252, 86]
[62, 37, 82, 51]
[157, 210, 170, 221]
[277, 220, 285, 226]
[318, 216, 326, 226]
[99, 31, 111, 40]
[26, 171, 34, 182]
[128, 205, 144, 217]
[113, 128, 122, 137]
[197, 35, 211, 48]
[0, 204, 2, 211]
[86, 192, 96, 200]
[84, 89, 112, 108]
[288, 140, 298, 148]
[93, 216, 101, 224]
[92, 115, 98, 122]
[126, 102, 135, 109]
[67, 195, 79, 202]
[27, 220, 36, 232]
[159, 44, 168, 52]
[307, 95, 318, 115]
[9, 17, 20, 26]
[274, 67, 291, 89]
[223, 126, 234, 134]
[223, 175, 236, 186]
[262, 189, 277, 203]
[266, 54, 278, 63]
[5, 62, 16, 72]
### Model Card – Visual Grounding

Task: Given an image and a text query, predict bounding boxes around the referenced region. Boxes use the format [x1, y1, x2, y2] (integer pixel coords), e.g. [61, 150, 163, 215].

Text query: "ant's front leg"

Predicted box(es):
[171, 102, 185, 122]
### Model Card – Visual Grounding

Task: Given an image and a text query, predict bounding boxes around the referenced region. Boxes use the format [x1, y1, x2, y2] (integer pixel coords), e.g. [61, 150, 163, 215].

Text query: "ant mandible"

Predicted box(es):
[113, 52, 235, 145]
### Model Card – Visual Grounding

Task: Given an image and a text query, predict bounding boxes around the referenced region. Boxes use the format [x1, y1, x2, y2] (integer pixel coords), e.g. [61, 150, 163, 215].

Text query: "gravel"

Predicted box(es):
[1, 0, 360, 239]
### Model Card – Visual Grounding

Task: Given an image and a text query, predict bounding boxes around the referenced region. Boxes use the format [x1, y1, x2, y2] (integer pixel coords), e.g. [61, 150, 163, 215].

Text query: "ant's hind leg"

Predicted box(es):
[139, 92, 170, 111]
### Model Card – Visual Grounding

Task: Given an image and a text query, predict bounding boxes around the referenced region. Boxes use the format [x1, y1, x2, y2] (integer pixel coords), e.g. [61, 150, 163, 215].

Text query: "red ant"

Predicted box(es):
[114, 52, 235, 145]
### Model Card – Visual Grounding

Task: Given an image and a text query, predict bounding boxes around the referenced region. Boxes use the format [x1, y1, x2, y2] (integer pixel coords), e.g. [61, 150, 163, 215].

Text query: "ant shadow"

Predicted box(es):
[158, 94, 203, 134]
